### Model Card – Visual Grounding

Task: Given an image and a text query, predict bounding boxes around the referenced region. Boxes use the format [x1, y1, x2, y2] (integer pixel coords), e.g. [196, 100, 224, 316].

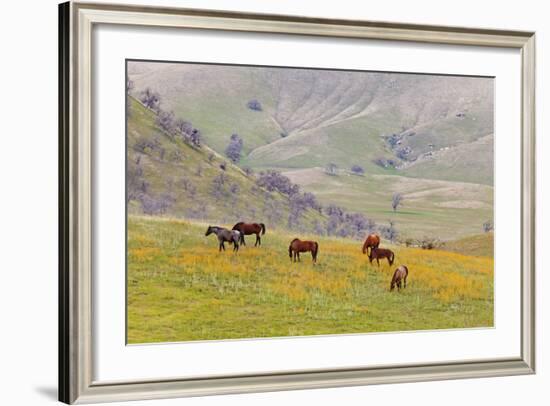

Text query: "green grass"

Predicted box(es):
[127, 216, 494, 343]
[441, 233, 494, 257]
[282, 167, 493, 240]
[127, 97, 325, 229]
[129, 63, 494, 185]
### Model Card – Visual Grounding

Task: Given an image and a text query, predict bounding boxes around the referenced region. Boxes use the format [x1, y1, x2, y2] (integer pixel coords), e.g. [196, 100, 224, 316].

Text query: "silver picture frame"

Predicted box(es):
[59, 1, 536, 403]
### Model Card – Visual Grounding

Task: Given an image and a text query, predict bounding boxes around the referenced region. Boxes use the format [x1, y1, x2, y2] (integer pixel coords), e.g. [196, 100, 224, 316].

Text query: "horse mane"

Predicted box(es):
[290, 238, 300, 243]
[232, 222, 244, 230]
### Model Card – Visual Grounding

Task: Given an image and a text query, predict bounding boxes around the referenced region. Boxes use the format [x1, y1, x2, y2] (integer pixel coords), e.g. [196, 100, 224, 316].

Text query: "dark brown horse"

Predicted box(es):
[390, 265, 409, 291]
[368, 247, 395, 266]
[232, 222, 266, 246]
[289, 238, 318, 263]
[362, 233, 380, 255]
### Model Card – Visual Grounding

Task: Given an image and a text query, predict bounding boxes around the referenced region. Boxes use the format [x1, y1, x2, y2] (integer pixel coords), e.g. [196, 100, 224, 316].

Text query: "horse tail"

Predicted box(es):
[260, 223, 266, 235]
[362, 241, 367, 254]
[389, 252, 395, 266]
[289, 244, 293, 260]
[314, 242, 319, 259]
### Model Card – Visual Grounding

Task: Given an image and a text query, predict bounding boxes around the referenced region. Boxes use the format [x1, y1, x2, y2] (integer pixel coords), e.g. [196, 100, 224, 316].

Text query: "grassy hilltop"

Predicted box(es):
[128, 216, 494, 343]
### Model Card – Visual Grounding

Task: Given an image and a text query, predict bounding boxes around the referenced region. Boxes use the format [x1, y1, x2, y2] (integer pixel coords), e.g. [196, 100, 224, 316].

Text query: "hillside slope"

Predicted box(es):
[128, 61, 494, 185]
[127, 97, 325, 231]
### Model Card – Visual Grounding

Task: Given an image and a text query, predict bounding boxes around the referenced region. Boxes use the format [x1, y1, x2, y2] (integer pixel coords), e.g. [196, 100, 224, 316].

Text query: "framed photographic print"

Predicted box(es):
[59, 1, 536, 404]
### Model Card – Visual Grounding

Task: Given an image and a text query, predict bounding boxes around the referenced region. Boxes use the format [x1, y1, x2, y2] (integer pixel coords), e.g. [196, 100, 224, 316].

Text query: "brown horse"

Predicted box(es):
[362, 233, 380, 255]
[232, 222, 266, 246]
[390, 265, 409, 291]
[369, 247, 395, 266]
[289, 238, 318, 263]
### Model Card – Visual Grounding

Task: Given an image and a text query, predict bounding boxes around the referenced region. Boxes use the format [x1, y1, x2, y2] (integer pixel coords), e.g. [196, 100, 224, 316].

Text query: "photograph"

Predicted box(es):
[126, 60, 495, 344]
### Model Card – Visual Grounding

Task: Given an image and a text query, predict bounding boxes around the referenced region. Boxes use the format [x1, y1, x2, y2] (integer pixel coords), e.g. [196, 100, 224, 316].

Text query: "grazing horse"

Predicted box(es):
[362, 233, 380, 255]
[232, 222, 266, 246]
[390, 265, 409, 291]
[289, 238, 319, 263]
[368, 247, 395, 266]
[205, 226, 241, 252]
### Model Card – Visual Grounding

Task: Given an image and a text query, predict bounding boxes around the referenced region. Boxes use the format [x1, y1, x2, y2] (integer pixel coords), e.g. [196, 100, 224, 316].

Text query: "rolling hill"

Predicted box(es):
[127, 61, 494, 241]
[128, 61, 494, 184]
[127, 97, 326, 232]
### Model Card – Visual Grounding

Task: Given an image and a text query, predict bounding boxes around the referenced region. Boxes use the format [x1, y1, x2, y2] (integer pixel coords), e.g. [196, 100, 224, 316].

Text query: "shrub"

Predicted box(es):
[351, 165, 365, 175]
[247, 99, 262, 111]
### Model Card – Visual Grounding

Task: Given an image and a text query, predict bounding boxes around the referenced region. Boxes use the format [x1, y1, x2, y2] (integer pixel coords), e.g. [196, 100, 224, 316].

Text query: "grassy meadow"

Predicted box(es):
[127, 215, 494, 344]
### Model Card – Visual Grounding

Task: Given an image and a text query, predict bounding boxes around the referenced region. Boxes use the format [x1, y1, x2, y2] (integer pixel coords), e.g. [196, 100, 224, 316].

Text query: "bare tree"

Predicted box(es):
[156, 110, 176, 135]
[351, 165, 365, 175]
[392, 193, 404, 212]
[126, 79, 134, 117]
[247, 99, 263, 111]
[325, 163, 338, 176]
[256, 170, 299, 196]
[189, 129, 202, 148]
[139, 88, 161, 111]
[225, 133, 243, 163]
[379, 220, 398, 243]
[175, 119, 193, 136]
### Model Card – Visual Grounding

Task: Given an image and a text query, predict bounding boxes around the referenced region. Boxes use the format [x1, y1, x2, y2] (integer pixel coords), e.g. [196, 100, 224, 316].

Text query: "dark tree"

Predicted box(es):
[392, 193, 404, 212]
[351, 165, 365, 175]
[139, 88, 160, 111]
[225, 133, 243, 163]
[189, 129, 202, 148]
[247, 99, 263, 111]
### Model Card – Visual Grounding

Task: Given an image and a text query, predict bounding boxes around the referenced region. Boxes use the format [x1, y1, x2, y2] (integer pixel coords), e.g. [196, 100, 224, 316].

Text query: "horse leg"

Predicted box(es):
[241, 234, 246, 246]
[376, 258, 380, 266]
[219, 242, 223, 252]
[255, 233, 259, 247]
[222, 241, 226, 251]
[404, 275, 407, 288]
